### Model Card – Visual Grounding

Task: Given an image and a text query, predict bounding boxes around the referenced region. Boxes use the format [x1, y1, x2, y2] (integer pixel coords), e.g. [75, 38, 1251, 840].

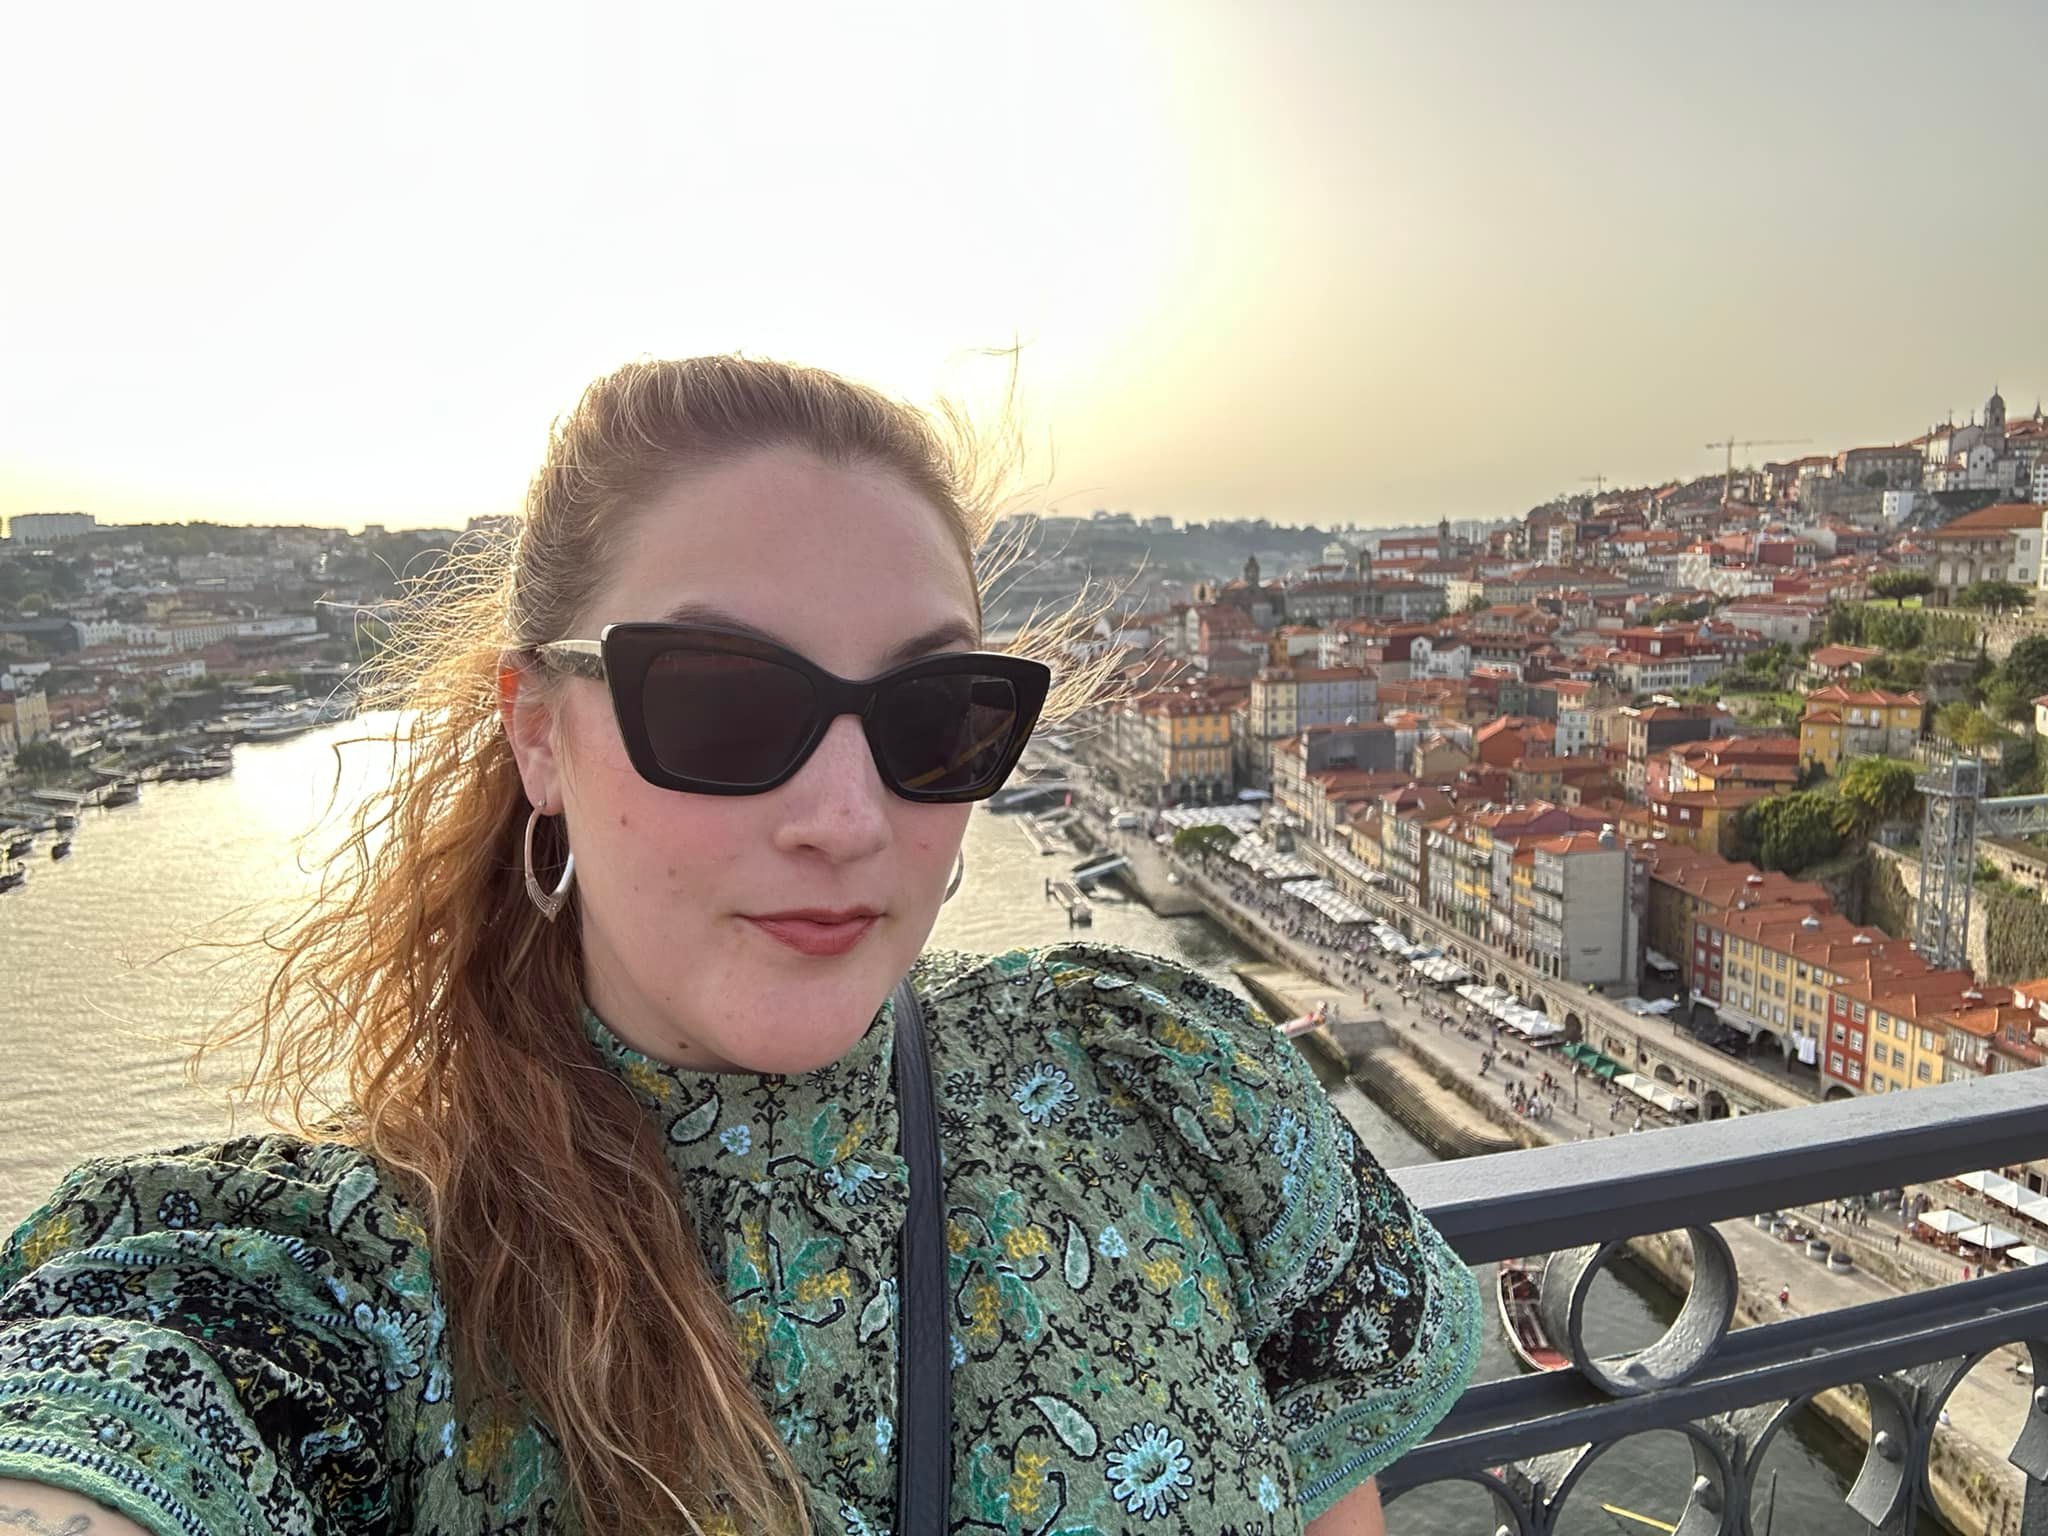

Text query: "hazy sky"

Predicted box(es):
[4, 0, 2043, 533]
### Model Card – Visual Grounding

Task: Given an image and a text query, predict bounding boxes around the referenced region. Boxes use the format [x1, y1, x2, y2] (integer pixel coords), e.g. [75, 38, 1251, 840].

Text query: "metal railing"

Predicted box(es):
[1386, 1070, 2048, 1534]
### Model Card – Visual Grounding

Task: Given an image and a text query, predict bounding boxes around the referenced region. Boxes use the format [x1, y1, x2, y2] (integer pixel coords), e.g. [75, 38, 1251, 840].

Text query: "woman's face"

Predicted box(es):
[502, 447, 980, 1075]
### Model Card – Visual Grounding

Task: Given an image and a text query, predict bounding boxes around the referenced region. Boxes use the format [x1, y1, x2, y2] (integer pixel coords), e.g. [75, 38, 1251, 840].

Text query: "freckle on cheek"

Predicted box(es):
[618, 813, 629, 828]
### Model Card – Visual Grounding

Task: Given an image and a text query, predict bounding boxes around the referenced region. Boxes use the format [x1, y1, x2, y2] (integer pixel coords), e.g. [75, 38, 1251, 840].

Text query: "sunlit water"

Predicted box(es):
[0, 717, 1882, 1531]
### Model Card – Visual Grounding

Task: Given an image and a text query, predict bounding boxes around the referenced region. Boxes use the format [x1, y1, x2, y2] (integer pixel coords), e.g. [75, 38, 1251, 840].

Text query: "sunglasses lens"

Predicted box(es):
[642, 651, 815, 786]
[874, 672, 1023, 796]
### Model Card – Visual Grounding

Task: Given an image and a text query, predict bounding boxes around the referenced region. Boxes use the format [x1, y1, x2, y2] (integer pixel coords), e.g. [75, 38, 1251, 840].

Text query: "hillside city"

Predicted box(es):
[4, 385, 2048, 1130]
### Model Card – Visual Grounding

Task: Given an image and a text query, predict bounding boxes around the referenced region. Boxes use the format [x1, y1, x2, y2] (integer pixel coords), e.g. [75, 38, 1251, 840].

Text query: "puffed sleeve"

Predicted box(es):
[1058, 942, 1482, 1522]
[0, 1132, 444, 1536]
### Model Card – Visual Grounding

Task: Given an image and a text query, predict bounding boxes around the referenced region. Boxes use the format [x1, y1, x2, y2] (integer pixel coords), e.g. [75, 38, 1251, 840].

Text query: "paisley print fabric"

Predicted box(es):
[0, 941, 1481, 1533]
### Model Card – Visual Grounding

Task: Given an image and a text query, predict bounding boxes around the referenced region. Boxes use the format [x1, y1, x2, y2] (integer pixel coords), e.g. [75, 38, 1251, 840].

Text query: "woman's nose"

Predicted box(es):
[773, 714, 893, 853]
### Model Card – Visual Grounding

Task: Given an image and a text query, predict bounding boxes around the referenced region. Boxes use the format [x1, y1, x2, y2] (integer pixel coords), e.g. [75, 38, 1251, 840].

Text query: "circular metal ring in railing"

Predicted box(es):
[1538, 1226, 1738, 1397]
[2010, 1339, 2048, 1485]
[1539, 1424, 1737, 1536]
[1911, 1338, 2048, 1521]
[1379, 1468, 1532, 1536]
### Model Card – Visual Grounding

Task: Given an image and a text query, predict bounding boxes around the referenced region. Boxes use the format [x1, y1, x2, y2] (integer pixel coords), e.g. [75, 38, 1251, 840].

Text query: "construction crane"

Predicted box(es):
[1582, 475, 1608, 497]
[1704, 437, 1811, 506]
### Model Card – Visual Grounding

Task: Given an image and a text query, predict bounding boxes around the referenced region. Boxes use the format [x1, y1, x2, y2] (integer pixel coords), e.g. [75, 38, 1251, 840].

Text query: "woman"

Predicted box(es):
[0, 356, 1480, 1535]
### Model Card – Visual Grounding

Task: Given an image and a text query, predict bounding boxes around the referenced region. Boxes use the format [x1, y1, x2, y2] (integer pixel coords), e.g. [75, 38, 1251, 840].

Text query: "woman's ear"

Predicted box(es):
[498, 652, 562, 811]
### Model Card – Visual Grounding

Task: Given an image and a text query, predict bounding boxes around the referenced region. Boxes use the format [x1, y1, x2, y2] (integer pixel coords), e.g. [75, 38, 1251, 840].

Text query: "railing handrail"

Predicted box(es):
[1391, 1068, 2048, 1264]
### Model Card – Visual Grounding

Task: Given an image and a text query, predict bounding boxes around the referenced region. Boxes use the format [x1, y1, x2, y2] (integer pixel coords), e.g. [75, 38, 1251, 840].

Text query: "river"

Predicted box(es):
[0, 716, 1882, 1533]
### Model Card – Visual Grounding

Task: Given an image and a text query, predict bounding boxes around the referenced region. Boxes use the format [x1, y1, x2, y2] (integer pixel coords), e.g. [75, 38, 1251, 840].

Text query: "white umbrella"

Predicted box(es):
[2010, 1245, 2047, 1267]
[1916, 1209, 1975, 1236]
[1961, 1223, 2022, 1251]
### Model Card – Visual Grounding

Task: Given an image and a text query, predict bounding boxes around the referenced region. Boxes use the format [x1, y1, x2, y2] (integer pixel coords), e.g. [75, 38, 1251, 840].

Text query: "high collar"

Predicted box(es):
[579, 986, 902, 1192]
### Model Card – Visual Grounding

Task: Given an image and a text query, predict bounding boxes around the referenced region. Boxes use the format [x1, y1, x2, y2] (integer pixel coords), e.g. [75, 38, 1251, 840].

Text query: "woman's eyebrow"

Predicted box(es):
[655, 600, 980, 664]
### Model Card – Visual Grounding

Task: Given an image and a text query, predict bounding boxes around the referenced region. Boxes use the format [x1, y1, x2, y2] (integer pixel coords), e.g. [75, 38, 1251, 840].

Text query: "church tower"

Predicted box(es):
[1437, 517, 1451, 560]
[1243, 554, 1260, 588]
[1986, 387, 2007, 443]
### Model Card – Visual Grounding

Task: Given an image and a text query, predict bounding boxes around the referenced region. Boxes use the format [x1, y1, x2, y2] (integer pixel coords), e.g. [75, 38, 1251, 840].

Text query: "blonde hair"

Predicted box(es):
[189, 355, 1128, 1534]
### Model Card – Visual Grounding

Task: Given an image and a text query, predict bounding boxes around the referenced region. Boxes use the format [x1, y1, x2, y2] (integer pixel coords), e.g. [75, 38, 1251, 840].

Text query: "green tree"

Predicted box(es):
[1956, 580, 2031, 614]
[1936, 701, 2012, 751]
[10, 739, 71, 777]
[1865, 608, 1927, 653]
[1869, 569, 1933, 608]
[1997, 635, 2048, 701]
[1833, 757, 1921, 836]
[1172, 824, 1239, 857]
[1742, 644, 1792, 680]
[1983, 677, 2031, 722]
[1744, 791, 1843, 874]
[1646, 599, 1710, 624]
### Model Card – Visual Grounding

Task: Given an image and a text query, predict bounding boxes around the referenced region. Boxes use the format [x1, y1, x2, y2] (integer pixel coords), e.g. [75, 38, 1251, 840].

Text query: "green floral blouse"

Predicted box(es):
[0, 942, 1480, 1534]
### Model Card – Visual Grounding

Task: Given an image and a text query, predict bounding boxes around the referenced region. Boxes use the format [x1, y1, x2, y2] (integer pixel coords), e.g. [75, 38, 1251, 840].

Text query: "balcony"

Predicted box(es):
[1385, 1072, 2048, 1535]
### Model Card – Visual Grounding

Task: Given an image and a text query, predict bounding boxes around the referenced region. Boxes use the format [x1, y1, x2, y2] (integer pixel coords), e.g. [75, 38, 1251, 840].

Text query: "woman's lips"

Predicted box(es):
[744, 915, 879, 956]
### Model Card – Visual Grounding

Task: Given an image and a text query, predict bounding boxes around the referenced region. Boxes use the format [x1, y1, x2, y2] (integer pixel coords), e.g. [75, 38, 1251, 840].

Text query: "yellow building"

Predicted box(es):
[1846, 976, 1984, 1094]
[1797, 686, 1926, 776]
[0, 688, 51, 748]
[1145, 694, 1233, 803]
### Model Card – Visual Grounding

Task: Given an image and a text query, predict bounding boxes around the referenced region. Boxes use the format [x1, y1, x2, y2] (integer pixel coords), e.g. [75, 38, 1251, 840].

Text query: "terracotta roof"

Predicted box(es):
[1928, 502, 2046, 536]
[1804, 685, 1924, 709]
[1531, 831, 1617, 856]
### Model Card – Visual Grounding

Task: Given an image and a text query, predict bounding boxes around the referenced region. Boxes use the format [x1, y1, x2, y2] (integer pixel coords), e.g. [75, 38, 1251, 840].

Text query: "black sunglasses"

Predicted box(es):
[528, 623, 1051, 803]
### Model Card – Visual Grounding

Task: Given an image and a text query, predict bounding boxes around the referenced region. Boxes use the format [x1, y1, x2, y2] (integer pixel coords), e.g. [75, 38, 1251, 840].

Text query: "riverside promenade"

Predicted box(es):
[1165, 847, 2036, 1534]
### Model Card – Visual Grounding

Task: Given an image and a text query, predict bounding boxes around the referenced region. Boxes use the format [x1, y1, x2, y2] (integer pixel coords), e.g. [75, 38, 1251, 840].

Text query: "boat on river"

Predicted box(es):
[1496, 1257, 1569, 1372]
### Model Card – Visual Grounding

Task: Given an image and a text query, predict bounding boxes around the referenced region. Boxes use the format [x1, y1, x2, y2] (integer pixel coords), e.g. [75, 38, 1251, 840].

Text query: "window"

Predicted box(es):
[1919, 1028, 1934, 1050]
[1829, 1052, 1844, 1075]
[1849, 1029, 1863, 1050]
[1917, 1061, 1932, 1082]
[1873, 1073, 1888, 1091]
[1853, 1003, 1867, 1022]
[1832, 1023, 1845, 1043]
[1849, 1061, 1862, 1082]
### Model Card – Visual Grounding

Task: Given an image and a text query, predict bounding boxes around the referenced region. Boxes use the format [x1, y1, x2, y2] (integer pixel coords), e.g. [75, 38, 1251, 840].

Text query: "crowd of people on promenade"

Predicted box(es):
[1188, 848, 1685, 1135]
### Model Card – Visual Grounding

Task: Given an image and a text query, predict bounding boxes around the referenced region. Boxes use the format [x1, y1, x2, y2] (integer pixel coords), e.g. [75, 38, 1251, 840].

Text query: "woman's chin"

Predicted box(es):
[725, 998, 887, 1078]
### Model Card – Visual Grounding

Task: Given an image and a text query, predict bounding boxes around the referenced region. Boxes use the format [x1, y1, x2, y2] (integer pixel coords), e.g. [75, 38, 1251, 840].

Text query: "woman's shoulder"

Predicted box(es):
[916, 939, 1304, 1153]
[1, 1124, 427, 1298]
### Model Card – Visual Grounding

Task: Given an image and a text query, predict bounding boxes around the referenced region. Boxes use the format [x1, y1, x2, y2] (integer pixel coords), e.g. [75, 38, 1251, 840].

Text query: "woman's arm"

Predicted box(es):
[1307, 1475, 1385, 1535]
[0, 1477, 156, 1535]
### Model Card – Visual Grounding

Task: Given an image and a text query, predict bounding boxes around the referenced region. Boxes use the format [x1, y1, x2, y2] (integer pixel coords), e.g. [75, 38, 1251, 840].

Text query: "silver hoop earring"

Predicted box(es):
[523, 806, 576, 922]
[942, 849, 965, 905]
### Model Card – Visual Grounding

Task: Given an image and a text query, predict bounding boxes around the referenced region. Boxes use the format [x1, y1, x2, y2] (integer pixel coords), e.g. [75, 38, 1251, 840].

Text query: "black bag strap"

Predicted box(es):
[890, 974, 952, 1529]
